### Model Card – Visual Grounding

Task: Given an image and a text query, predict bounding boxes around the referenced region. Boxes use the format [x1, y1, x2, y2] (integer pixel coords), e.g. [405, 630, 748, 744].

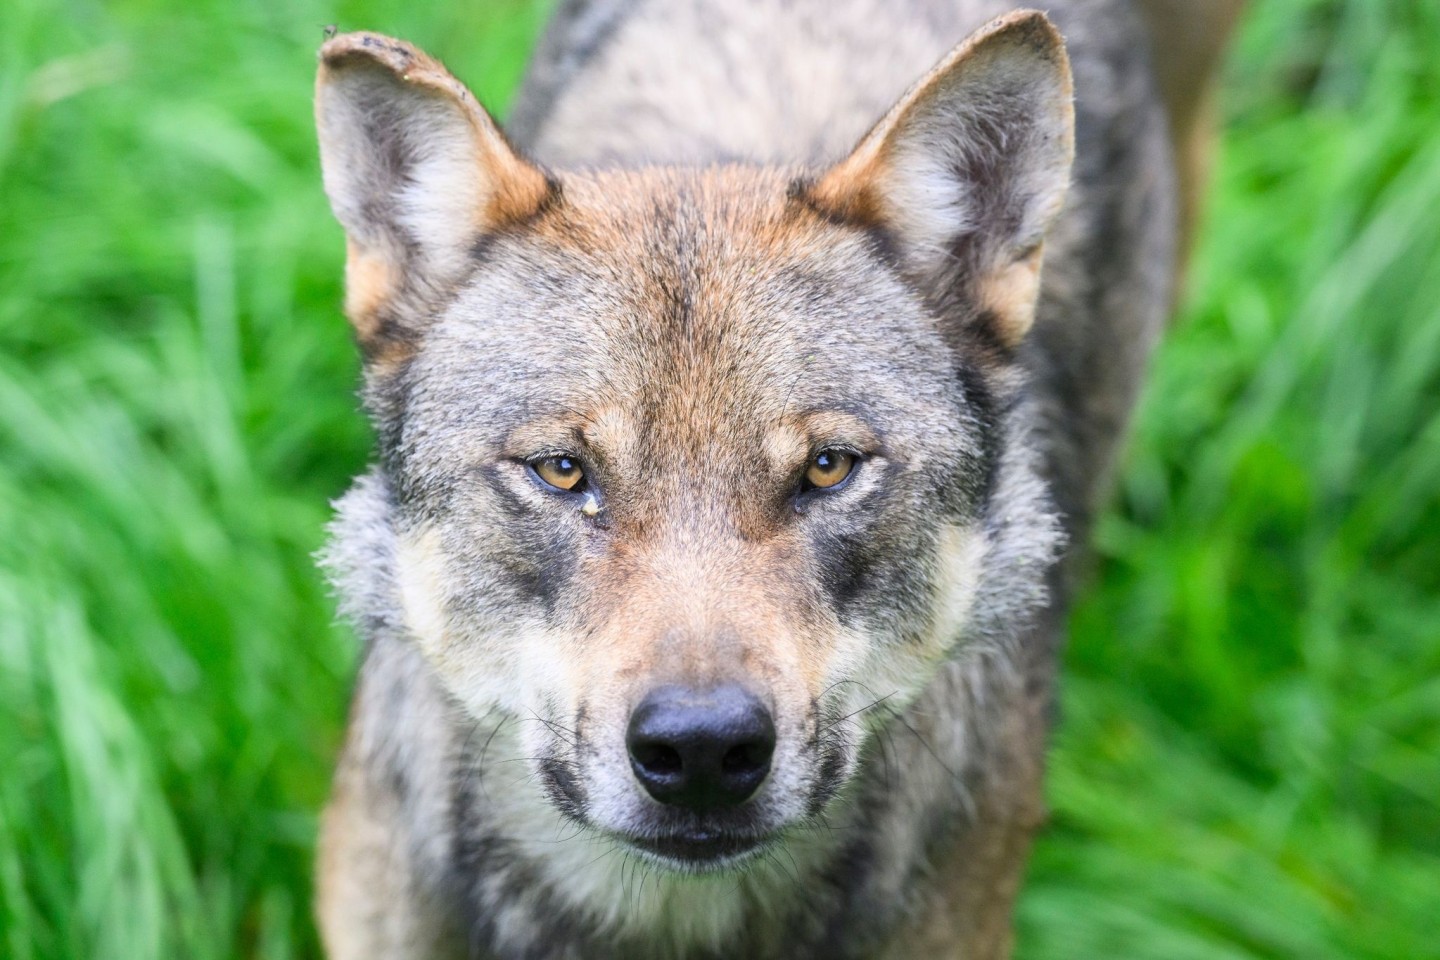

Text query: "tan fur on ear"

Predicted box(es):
[808, 10, 1074, 348]
[342, 240, 397, 344]
[975, 245, 1046, 348]
[316, 33, 552, 358]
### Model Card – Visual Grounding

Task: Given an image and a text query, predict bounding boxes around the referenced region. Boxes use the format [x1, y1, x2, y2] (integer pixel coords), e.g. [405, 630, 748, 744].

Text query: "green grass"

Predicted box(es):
[1, 0, 1435, 957]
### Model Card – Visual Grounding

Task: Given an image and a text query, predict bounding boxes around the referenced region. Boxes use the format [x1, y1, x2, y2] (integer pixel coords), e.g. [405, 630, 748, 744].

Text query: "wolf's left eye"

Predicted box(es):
[803, 449, 856, 491]
[532, 455, 587, 492]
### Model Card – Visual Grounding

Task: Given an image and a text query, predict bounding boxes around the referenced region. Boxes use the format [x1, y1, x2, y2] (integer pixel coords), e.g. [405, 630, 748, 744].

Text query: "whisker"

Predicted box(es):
[817, 691, 897, 732]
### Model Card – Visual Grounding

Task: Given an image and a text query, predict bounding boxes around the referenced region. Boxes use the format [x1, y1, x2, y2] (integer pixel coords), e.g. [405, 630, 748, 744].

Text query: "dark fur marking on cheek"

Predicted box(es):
[505, 537, 567, 614]
[396, 460, 580, 614]
[383, 753, 411, 809]
[468, 232, 499, 264]
[808, 748, 849, 816]
[540, 756, 587, 821]
[810, 462, 912, 623]
[479, 465, 583, 613]
[517, 503, 590, 613]
[474, 464, 531, 523]
[815, 527, 878, 620]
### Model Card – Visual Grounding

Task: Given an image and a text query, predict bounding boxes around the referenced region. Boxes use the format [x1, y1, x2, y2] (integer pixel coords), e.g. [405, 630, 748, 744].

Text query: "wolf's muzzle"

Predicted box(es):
[626, 684, 775, 812]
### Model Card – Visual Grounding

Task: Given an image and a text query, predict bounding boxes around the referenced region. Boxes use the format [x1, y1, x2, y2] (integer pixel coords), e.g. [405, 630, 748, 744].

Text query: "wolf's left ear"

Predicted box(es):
[315, 33, 552, 361]
[807, 10, 1074, 349]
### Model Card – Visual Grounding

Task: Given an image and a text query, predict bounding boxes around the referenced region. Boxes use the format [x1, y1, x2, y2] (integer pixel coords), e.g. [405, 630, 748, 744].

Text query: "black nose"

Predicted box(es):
[626, 685, 776, 811]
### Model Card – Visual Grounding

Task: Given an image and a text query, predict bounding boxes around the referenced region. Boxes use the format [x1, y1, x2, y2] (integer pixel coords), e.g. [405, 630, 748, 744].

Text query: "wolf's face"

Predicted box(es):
[385, 168, 1000, 863]
[317, 14, 1072, 871]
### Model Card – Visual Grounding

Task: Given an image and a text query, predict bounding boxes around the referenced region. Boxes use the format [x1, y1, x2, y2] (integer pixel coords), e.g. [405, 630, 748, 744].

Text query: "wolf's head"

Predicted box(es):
[317, 12, 1071, 874]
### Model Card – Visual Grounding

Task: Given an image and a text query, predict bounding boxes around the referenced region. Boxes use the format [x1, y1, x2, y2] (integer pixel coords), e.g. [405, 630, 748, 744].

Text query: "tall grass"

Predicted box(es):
[1021, 2, 1440, 957]
[0, 0, 1435, 957]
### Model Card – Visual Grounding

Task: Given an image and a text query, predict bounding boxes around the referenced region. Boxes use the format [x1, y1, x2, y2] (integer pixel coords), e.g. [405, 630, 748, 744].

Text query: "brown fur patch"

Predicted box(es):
[794, 11, 1072, 350]
[973, 245, 1046, 347]
[317, 32, 555, 359]
[805, 10, 1071, 224]
[342, 240, 396, 342]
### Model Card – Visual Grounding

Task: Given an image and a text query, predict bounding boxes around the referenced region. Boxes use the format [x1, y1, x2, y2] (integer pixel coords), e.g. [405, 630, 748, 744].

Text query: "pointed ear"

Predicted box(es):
[315, 32, 553, 361]
[807, 11, 1074, 349]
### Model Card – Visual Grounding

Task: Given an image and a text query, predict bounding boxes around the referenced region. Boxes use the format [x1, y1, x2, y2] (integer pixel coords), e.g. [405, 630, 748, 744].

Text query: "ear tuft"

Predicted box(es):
[807, 10, 1074, 349]
[315, 32, 553, 361]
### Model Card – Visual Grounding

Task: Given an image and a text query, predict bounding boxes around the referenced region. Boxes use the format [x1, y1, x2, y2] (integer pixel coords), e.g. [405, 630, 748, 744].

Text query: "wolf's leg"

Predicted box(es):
[879, 754, 1046, 958]
[877, 657, 1053, 960]
[316, 636, 474, 960]
[316, 744, 469, 960]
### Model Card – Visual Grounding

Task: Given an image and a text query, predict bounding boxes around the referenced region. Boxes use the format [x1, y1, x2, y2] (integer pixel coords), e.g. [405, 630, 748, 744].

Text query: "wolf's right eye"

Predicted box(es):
[803, 449, 857, 491]
[531, 456, 587, 492]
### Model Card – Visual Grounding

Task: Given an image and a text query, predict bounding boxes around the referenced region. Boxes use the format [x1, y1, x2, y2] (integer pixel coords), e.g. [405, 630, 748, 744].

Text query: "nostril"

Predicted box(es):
[632, 741, 683, 777]
[721, 739, 772, 775]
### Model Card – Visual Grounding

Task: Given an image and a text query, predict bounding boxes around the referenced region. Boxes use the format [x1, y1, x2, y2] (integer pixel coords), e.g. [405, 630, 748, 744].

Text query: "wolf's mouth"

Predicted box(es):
[625, 828, 772, 870]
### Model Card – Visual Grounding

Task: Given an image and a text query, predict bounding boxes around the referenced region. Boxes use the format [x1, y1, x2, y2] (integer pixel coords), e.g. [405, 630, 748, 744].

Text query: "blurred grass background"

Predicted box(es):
[0, 0, 1435, 956]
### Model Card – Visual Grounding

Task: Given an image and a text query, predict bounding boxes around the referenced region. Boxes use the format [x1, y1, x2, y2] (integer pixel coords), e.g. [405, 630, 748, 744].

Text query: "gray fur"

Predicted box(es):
[316, 1, 1184, 957]
[514, 0, 1175, 548]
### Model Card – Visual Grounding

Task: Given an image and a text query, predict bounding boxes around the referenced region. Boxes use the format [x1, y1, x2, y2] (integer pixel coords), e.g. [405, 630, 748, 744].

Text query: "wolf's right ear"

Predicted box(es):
[805, 11, 1074, 350]
[316, 33, 552, 362]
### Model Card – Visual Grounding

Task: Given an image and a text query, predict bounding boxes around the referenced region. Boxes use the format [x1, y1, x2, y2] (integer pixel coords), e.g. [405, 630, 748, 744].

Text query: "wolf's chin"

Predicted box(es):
[622, 829, 776, 874]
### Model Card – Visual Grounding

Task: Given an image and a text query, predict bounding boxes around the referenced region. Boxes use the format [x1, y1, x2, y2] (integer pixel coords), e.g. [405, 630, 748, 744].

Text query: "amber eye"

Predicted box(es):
[803, 449, 856, 491]
[532, 455, 587, 492]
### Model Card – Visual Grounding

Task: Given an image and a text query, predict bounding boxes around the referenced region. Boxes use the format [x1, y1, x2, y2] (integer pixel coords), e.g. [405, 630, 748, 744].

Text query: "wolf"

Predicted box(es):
[311, 1, 1242, 957]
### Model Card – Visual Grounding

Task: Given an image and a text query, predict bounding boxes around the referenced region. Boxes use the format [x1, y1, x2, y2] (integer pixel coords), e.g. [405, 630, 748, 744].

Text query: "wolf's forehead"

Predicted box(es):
[505, 170, 938, 368]
[422, 167, 964, 448]
[546, 168, 873, 339]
